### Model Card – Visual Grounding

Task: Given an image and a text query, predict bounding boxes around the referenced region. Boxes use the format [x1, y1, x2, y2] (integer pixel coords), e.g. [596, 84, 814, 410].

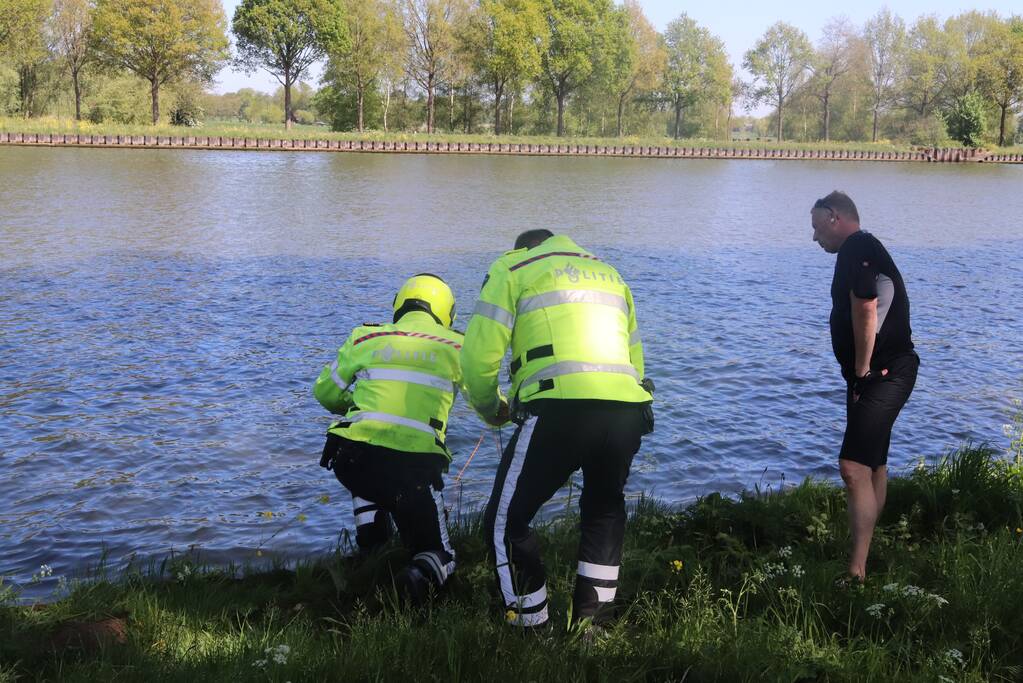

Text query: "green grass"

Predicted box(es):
[2, 445, 1022, 681]
[0, 116, 933, 153]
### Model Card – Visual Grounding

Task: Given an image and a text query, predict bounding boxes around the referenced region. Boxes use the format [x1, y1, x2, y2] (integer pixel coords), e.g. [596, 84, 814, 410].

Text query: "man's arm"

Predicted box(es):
[461, 263, 515, 424]
[850, 292, 878, 378]
[313, 332, 357, 415]
[624, 284, 645, 380]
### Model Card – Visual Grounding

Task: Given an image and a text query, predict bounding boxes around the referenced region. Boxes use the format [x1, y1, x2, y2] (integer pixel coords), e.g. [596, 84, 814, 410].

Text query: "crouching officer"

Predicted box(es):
[461, 230, 654, 628]
[313, 274, 464, 602]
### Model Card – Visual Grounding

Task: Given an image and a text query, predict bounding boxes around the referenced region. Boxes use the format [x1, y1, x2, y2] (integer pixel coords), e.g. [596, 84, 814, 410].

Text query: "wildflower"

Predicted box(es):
[927, 593, 949, 607]
[252, 659, 267, 669]
[883, 582, 900, 593]
[319, 495, 331, 504]
[261, 511, 274, 519]
[865, 603, 887, 618]
[297, 514, 308, 523]
[789, 564, 805, 578]
[39, 564, 53, 577]
[1016, 528, 1022, 535]
[264, 644, 290, 666]
[670, 560, 684, 573]
[505, 609, 518, 623]
[778, 546, 792, 559]
[944, 648, 965, 667]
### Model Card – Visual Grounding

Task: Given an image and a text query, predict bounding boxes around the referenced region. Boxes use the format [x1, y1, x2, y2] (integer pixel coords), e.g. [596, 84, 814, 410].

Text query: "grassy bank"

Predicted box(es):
[0, 116, 940, 153]
[2, 445, 1022, 682]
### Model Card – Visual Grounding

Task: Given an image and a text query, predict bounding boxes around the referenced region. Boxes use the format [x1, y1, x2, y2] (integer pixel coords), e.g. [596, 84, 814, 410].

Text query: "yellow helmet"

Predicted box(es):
[392, 273, 456, 328]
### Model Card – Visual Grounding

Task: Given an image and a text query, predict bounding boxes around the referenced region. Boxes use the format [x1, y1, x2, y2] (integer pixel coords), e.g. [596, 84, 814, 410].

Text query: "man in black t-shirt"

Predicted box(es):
[811, 190, 919, 581]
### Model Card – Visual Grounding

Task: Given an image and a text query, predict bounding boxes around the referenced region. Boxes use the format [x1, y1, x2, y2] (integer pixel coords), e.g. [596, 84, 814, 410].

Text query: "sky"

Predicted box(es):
[214, 0, 1022, 96]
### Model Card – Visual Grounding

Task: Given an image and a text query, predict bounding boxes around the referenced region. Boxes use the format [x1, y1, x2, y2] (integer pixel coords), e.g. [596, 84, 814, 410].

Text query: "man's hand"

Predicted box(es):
[484, 399, 510, 426]
[851, 368, 888, 402]
[640, 377, 655, 396]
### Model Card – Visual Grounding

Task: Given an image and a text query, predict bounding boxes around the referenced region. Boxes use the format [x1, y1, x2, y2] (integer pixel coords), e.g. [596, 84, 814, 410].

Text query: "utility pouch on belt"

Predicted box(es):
[510, 397, 530, 426]
[640, 402, 655, 435]
[320, 431, 342, 469]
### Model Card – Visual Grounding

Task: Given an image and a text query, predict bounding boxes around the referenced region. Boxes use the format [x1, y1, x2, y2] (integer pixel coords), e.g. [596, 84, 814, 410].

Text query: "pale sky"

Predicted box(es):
[215, 0, 1022, 96]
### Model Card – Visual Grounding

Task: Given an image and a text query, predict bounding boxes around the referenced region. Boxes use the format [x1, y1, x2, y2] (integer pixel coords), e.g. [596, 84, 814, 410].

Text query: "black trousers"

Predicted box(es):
[325, 434, 455, 586]
[482, 400, 648, 626]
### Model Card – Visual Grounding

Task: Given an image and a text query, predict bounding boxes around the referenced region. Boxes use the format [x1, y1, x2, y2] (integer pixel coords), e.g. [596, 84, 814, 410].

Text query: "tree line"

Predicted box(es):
[1, 0, 1021, 146]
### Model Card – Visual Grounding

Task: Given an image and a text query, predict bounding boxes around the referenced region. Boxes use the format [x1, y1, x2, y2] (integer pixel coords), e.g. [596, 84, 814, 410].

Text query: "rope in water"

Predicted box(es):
[455, 430, 487, 482]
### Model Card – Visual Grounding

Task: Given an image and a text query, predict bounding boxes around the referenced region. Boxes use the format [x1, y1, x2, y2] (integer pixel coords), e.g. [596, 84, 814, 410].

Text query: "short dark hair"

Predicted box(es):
[813, 191, 859, 222]
[514, 229, 554, 250]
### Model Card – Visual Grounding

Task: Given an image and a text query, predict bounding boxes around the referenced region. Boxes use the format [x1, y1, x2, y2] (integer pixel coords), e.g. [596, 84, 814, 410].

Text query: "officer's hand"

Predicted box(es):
[484, 399, 510, 426]
[851, 368, 888, 402]
[640, 377, 655, 396]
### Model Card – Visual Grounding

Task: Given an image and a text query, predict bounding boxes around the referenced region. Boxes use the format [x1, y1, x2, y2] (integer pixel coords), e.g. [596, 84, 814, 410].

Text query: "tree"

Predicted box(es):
[606, 0, 662, 137]
[402, 0, 462, 134]
[976, 16, 1023, 146]
[864, 8, 906, 142]
[943, 91, 986, 146]
[809, 18, 855, 141]
[743, 21, 812, 141]
[233, 0, 343, 129]
[1, 0, 51, 117]
[539, 0, 613, 136]
[92, 0, 229, 123]
[49, 0, 94, 120]
[662, 15, 730, 139]
[466, 0, 546, 135]
[900, 15, 954, 119]
[321, 0, 398, 132]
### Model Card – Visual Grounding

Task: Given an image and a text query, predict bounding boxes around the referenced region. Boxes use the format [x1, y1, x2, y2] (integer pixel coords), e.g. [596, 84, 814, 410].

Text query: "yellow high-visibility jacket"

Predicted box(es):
[461, 235, 651, 420]
[313, 311, 464, 463]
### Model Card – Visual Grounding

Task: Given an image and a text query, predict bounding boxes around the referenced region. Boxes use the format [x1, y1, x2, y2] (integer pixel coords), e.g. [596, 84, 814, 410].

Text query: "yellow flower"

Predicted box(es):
[1016, 528, 1022, 535]
[261, 511, 274, 519]
[670, 560, 684, 573]
[297, 514, 308, 523]
[318, 495, 331, 504]
[505, 610, 519, 623]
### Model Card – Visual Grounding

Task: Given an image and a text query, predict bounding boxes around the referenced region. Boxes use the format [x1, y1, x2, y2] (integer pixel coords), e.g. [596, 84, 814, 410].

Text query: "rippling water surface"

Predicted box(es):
[1, 147, 1021, 596]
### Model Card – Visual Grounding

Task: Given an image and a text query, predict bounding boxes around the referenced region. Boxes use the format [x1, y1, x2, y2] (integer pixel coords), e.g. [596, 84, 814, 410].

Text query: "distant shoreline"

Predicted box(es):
[3, 131, 1021, 164]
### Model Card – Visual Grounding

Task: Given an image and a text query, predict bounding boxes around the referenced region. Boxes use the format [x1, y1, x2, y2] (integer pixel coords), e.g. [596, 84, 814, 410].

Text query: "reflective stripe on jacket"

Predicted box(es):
[460, 235, 650, 420]
[313, 311, 464, 463]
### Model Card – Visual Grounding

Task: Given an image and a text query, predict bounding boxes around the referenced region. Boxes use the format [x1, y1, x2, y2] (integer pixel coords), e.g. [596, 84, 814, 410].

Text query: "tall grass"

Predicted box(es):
[2, 445, 1022, 681]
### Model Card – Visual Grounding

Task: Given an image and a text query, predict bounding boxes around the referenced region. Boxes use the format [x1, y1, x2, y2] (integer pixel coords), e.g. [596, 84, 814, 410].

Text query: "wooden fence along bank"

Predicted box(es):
[1, 132, 1021, 163]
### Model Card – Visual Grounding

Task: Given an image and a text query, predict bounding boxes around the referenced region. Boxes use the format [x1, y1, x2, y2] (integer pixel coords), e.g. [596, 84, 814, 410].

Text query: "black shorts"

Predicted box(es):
[839, 352, 919, 470]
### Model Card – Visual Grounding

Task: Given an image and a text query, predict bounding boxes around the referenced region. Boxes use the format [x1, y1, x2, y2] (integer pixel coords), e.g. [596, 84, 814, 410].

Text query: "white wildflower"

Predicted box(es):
[789, 564, 805, 578]
[865, 603, 887, 618]
[944, 648, 965, 667]
[928, 593, 949, 607]
[883, 583, 900, 593]
[903, 584, 925, 598]
[252, 659, 267, 669]
[778, 546, 793, 559]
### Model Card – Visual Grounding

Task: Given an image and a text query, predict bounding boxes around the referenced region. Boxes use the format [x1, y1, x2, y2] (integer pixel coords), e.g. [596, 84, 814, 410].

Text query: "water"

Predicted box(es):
[2, 147, 1021, 596]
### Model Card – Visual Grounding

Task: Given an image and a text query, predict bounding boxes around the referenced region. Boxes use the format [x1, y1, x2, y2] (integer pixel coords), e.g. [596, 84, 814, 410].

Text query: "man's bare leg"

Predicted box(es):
[872, 465, 887, 517]
[840, 459, 879, 580]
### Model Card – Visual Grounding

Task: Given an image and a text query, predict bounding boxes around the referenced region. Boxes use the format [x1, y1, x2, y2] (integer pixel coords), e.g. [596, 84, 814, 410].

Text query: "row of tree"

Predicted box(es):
[1, 0, 1021, 145]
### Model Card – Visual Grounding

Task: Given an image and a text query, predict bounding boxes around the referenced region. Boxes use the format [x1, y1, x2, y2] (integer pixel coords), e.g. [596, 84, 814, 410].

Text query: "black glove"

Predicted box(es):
[640, 377, 656, 395]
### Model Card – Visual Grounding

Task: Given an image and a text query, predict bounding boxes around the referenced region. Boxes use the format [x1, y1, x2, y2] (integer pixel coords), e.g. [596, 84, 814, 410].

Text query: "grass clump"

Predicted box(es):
[2, 445, 1022, 681]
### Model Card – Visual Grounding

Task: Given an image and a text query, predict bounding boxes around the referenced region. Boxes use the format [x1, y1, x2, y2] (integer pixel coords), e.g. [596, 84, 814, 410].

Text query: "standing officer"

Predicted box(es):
[461, 230, 654, 628]
[811, 191, 919, 581]
[313, 274, 463, 602]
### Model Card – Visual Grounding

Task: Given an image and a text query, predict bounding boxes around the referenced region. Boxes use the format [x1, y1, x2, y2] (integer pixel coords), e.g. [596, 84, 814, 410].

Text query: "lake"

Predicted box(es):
[1, 146, 1021, 596]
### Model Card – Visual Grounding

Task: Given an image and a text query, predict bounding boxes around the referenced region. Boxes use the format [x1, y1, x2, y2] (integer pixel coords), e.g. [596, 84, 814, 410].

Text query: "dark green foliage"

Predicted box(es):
[313, 82, 383, 131]
[2, 446, 1021, 681]
[943, 92, 989, 146]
